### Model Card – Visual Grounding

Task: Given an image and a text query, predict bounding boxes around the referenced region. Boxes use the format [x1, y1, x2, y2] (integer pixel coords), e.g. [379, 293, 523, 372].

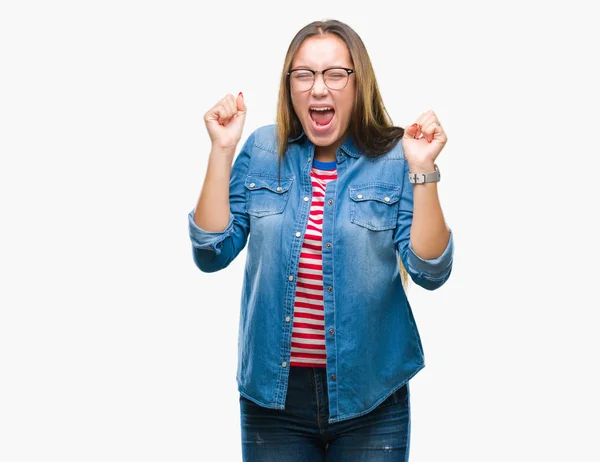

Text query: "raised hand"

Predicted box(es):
[204, 92, 247, 150]
[402, 110, 448, 170]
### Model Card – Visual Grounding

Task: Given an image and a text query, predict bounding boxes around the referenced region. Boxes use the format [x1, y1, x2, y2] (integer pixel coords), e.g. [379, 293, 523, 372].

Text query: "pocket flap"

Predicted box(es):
[349, 184, 401, 204]
[245, 176, 293, 194]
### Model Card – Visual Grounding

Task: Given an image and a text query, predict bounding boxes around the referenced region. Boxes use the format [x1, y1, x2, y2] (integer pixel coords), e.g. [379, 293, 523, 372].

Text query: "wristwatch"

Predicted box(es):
[408, 164, 440, 184]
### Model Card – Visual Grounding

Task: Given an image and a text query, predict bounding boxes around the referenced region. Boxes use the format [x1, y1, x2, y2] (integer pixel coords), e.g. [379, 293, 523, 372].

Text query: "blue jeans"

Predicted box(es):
[239, 366, 411, 461]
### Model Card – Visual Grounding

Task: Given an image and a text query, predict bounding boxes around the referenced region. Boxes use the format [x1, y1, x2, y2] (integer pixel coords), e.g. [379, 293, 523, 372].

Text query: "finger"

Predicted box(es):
[421, 114, 442, 129]
[220, 95, 241, 126]
[419, 115, 435, 130]
[415, 110, 443, 140]
[403, 123, 420, 139]
[421, 121, 439, 143]
[424, 121, 446, 144]
[204, 102, 225, 124]
[217, 100, 236, 126]
[224, 93, 247, 126]
[412, 111, 433, 139]
[236, 92, 246, 113]
[414, 110, 431, 127]
[215, 104, 230, 125]
[416, 109, 437, 127]
[220, 95, 237, 125]
[224, 93, 237, 114]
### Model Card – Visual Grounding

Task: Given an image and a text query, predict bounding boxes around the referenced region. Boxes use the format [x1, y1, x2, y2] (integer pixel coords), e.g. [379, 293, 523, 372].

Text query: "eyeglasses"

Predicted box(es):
[287, 67, 355, 92]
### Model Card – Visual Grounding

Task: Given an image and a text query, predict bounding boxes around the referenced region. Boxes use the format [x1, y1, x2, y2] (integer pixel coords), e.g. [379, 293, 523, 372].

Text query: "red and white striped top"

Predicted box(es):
[290, 161, 337, 368]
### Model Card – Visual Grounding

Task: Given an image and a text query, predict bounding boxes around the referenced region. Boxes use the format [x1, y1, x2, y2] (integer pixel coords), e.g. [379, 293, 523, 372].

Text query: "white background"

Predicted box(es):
[1, 1, 599, 461]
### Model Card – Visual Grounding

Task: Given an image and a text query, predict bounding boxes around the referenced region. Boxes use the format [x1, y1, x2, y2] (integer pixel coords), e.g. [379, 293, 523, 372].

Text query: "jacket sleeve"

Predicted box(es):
[187, 132, 254, 273]
[394, 159, 454, 290]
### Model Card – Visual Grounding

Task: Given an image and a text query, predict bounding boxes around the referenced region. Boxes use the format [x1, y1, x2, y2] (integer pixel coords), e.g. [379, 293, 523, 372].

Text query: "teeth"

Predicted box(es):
[310, 107, 333, 111]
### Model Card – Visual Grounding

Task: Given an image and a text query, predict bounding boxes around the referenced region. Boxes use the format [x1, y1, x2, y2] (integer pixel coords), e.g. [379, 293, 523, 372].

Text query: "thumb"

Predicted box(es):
[404, 123, 419, 139]
[236, 92, 247, 113]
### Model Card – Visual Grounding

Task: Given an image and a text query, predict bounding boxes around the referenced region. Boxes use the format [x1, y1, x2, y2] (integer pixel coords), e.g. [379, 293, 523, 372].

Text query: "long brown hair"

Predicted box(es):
[276, 19, 410, 288]
[276, 19, 405, 157]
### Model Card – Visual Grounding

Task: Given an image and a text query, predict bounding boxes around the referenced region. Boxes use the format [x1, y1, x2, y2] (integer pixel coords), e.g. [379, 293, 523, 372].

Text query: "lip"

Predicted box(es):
[309, 104, 335, 110]
[308, 106, 335, 134]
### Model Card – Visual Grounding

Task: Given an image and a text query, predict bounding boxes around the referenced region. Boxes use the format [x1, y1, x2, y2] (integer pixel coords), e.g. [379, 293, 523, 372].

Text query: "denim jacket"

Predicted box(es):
[188, 124, 454, 423]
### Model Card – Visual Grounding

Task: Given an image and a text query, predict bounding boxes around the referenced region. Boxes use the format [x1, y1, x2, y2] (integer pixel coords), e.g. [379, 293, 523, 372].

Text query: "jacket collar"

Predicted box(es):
[288, 130, 361, 158]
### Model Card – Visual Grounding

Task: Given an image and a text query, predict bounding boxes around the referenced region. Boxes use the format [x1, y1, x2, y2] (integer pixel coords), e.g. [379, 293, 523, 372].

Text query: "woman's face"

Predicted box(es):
[290, 34, 355, 156]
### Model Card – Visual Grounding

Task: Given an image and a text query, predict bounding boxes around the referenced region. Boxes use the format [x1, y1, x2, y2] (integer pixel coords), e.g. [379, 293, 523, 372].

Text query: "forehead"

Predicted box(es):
[292, 34, 352, 67]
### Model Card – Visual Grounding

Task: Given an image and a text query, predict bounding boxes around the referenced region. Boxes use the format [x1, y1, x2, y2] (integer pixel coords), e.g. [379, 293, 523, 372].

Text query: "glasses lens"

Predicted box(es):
[324, 69, 349, 90]
[290, 71, 314, 92]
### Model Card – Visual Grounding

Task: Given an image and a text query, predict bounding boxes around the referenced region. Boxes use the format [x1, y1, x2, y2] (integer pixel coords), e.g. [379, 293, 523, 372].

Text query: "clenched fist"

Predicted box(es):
[204, 92, 247, 150]
[402, 109, 447, 171]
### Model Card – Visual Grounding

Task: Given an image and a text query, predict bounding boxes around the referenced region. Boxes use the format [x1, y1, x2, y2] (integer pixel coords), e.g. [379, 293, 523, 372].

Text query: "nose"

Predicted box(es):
[311, 72, 329, 96]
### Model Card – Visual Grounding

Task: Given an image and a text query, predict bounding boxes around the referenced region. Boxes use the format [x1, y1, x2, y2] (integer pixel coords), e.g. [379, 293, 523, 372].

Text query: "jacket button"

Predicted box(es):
[285, 316, 291, 322]
[328, 199, 333, 205]
[277, 186, 282, 192]
[384, 197, 390, 202]
[331, 374, 336, 381]
[329, 328, 334, 335]
[249, 183, 255, 188]
[327, 286, 333, 292]
[304, 196, 309, 202]
[326, 242, 332, 248]
[289, 275, 294, 281]
[357, 194, 363, 199]
[282, 362, 287, 368]
[295, 232, 301, 237]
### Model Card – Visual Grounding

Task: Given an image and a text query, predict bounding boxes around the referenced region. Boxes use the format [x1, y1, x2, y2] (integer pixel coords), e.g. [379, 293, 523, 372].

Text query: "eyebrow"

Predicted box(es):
[291, 65, 349, 69]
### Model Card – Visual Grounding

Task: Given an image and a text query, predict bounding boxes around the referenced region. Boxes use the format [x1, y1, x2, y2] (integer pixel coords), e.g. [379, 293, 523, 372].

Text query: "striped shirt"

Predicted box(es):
[290, 159, 337, 368]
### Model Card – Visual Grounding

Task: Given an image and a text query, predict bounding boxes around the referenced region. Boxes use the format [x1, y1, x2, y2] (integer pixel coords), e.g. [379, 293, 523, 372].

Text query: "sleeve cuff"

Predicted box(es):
[188, 210, 235, 256]
[407, 229, 454, 279]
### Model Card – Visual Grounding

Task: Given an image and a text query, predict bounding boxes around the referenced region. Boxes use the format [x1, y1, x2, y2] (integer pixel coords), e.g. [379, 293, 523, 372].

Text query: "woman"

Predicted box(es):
[189, 19, 454, 461]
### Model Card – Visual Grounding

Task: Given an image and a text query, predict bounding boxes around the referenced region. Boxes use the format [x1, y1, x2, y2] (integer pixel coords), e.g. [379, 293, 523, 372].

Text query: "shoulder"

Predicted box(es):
[375, 140, 406, 162]
[245, 124, 279, 155]
[356, 139, 407, 169]
[347, 140, 407, 186]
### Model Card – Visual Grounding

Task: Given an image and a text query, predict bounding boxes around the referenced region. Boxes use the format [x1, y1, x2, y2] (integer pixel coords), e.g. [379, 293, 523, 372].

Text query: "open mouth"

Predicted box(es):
[309, 107, 335, 128]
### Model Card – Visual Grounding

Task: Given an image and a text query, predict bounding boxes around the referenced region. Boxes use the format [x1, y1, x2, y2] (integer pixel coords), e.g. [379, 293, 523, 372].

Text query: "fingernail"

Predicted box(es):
[239, 92, 243, 97]
[411, 123, 418, 128]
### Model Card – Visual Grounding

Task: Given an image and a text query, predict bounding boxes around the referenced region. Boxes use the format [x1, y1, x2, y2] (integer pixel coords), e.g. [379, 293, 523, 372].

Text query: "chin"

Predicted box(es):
[310, 134, 336, 146]
[303, 121, 338, 144]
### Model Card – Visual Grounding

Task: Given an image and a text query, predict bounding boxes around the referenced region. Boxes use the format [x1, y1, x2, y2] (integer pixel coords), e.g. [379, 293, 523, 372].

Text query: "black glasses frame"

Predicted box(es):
[286, 67, 355, 91]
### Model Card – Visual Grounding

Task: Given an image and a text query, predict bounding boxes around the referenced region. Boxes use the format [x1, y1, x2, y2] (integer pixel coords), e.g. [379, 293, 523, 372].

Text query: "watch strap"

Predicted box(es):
[408, 164, 440, 184]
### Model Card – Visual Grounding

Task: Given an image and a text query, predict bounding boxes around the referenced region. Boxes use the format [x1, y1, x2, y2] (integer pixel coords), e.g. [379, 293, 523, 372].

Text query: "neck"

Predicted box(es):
[314, 149, 337, 162]
[314, 132, 348, 162]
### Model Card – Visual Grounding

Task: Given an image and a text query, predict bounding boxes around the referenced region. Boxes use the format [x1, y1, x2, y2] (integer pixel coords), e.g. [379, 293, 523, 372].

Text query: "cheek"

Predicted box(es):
[341, 92, 354, 113]
[340, 100, 354, 120]
[291, 99, 306, 119]
[291, 96, 306, 114]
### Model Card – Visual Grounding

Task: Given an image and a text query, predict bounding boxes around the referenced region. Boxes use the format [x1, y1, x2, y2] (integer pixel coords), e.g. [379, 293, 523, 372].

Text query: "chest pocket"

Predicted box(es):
[245, 175, 293, 217]
[349, 183, 401, 231]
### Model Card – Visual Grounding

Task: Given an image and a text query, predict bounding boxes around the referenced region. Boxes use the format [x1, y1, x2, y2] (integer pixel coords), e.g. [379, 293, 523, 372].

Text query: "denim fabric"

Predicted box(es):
[188, 124, 454, 423]
[240, 366, 411, 461]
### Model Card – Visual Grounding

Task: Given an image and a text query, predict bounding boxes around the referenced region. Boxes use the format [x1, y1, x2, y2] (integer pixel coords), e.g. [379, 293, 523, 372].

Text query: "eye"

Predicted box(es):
[294, 72, 313, 80]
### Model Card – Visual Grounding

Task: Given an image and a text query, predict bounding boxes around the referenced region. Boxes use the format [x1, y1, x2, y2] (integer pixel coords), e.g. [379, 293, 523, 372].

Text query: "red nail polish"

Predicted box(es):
[239, 92, 243, 97]
[411, 123, 418, 128]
